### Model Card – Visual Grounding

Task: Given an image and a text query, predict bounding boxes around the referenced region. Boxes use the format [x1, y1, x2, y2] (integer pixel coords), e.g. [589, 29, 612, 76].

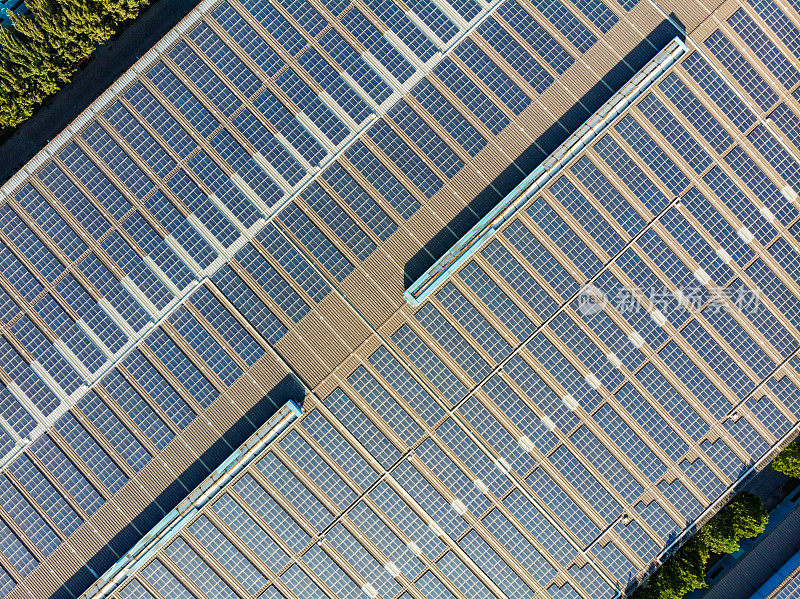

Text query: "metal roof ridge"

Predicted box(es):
[403, 35, 689, 307]
[80, 399, 303, 599]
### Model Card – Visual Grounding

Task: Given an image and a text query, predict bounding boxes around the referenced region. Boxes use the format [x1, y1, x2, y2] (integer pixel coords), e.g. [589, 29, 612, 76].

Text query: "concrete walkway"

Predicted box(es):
[0, 0, 199, 186]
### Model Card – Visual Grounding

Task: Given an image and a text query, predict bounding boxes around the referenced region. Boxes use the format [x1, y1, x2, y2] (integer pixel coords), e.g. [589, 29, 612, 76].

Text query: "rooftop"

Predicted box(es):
[0, 0, 797, 598]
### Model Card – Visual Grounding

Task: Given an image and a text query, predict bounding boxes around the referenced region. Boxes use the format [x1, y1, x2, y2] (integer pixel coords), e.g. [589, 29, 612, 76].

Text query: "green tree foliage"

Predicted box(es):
[774, 438, 800, 479]
[0, 0, 149, 127]
[635, 537, 709, 599]
[632, 492, 768, 599]
[702, 492, 768, 554]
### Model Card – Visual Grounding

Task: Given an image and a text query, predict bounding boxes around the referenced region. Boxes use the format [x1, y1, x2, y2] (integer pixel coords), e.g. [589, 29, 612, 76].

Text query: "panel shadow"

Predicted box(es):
[404, 18, 685, 289]
[50, 372, 304, 599]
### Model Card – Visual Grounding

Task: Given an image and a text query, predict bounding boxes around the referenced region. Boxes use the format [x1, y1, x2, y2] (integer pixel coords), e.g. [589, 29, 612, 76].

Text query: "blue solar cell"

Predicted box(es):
[528, 0, 596, 53]
[0, 333, 62, 416]
[101, 369, 174, 451]
[9, 455, 82, 536]
[302, 182, 376, 261]
[593, 403, 667, 483]
[188, 285, 263, 367]
[614, 115, 690, 194]
[145, 192, 218, 269]
[591, 539, 637, 583]
[275, 68, 349, 146]
[369, 0, 437, 63]
[301, 409, 378, 489]
[318, 29, 393, 106]
[615, 382, 689, 464]
[658, 73, 734, 154]
[54, 412, 128, 494]
[146, 61, 221, 138]
[124, 82, 197, 158]
[234, 240, 314, 321]
[123, 350, 197, 428]
[169, 41, 240, 117]
[657, 478, 703, 521]
[434, 58, 509, 135]
[571, 426, 643, 504]
[101, 232, 172, 311]
[189, 22, 263, 99]
[387, 101, 464, 179]
[681, 51, 756, 132]
[550, 176, 626, 255]
[401, 0, 460, 42]
[144, 328, 219, 409]
[232, 473, 310, 553]
[14, 185, 86, 263]
[80, 122, 154, 200]
[341, 9, 416, 83]
[704, 30, 779, 111]
[637, 93, 714, 174]
[478, 18, 553, 94]
[79, 390, 151, 472]
[480, 238, 559, 319]
[346, 367, 423, 448]
[455, 40, 531, 116]
[498, 2, 573, 74]
[230, 110, 305, 188]
[207, 129, 285, 207]
[635, 499, 681, 545]
[210, 492, 291, 570]
[344, 141, 421, 219]
[167, 306, 241, 387]
[594, 135, 671, 216]
[122, 212, 195, 291]
[392, 324, 466, 403]
[412, 79, 487, 157]
[38, 160, 112, 239]
[30, 434, 105, 516]
[728, 8, 800, 90]
[482, 374, 559, 452]
[0, 476, 60, 556]
[367, 346, 446, 426]
[212, 265, 288, 345]
[297, 48, 373, 124]
[415, 303, 492, 381]
[212, 3, 284, 76]
[279, 202, 355, 282]
[103, 102, 177, 179]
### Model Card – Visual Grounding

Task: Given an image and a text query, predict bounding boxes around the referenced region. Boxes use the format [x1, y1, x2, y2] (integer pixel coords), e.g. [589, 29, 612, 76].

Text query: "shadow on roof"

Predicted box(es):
[403, 16, 686, 291]
[50, 372, 304, 599]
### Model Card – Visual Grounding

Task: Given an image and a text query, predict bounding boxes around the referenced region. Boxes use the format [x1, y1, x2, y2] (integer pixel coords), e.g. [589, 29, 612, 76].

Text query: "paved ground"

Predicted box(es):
[749, 466, 796, 512]
[0, 0, 200, 187]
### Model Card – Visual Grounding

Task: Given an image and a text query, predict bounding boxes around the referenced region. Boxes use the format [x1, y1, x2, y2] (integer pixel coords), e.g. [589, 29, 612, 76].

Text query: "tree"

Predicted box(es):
[632, 492, 769, 599]
[634, 537, 709, 599]
[774, 438, 800, 478]
[0, 0, 153, 127]
[702, 491, 767, 554]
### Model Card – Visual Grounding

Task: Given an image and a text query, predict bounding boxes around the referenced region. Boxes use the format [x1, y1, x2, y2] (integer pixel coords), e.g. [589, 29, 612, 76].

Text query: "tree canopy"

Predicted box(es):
[0, 0, 148, 127]
[632, 492, 767, 599]
[635, 537, 709, 599]
[702, 491, 768, 554]
[774, 438, 800, 479]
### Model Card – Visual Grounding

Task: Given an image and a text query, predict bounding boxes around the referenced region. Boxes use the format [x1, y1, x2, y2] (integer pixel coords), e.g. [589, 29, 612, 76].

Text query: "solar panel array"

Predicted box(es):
[775, 568, 800, 599]
[0, 0, 798, 598]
